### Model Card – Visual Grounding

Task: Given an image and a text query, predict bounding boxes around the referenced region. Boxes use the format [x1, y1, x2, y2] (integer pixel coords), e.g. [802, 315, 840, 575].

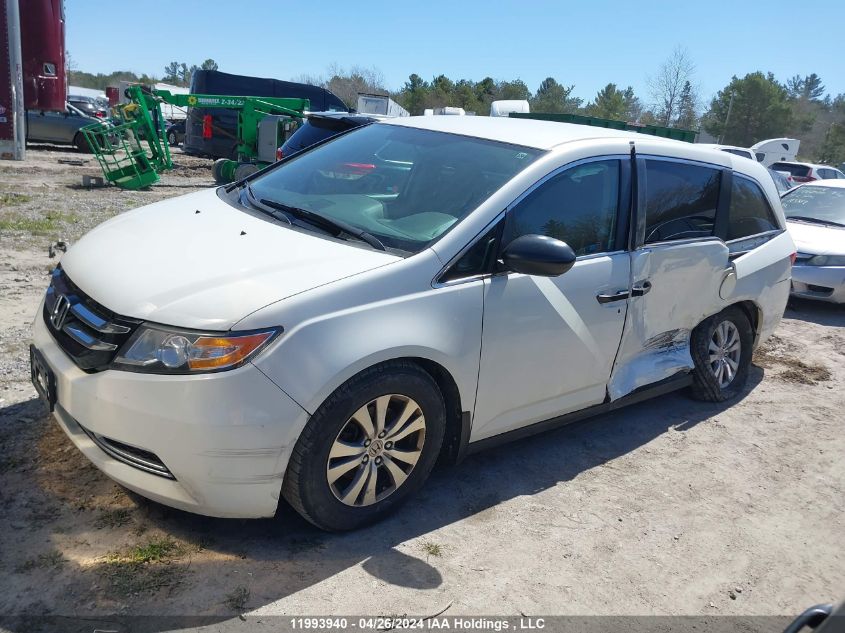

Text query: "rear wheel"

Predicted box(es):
[283, 361, 446, 531]
[73, 132, 91, 153]
[233, 162, 260, 181]
[689, 306, 753, 402]
[168, 131, 178, 146]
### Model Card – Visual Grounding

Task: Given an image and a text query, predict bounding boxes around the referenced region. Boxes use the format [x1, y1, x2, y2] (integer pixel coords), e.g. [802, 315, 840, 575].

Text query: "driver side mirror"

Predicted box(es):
[501, 234, 577, 277]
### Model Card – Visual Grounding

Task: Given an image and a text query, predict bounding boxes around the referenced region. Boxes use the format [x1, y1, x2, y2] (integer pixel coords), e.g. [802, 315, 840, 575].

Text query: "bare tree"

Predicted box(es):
[648, 46, 697, 126]
[291, 65, 386, 109]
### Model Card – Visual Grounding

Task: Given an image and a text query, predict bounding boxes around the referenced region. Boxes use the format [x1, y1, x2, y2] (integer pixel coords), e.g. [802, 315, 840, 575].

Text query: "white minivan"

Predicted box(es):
[31, 116, 795, 530]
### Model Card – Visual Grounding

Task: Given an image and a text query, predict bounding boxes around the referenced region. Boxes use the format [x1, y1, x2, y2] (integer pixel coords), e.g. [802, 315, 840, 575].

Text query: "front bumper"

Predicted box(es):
[790, 265, 845, 303]
[33, 311, 310, 518]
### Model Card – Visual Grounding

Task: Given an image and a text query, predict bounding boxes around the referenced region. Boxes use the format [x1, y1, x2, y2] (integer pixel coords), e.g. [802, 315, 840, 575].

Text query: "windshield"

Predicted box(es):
[250, 123, 541, 253]
[781, 185, 845, 225]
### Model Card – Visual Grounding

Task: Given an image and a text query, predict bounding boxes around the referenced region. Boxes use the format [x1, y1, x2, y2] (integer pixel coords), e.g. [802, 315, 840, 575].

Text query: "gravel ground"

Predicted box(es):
[0, 147, 843, 631]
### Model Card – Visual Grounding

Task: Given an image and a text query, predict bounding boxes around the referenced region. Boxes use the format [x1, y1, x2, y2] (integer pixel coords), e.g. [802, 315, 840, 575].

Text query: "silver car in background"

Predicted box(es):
[782, 179, 845, 302]
[25, 103, 108, 152]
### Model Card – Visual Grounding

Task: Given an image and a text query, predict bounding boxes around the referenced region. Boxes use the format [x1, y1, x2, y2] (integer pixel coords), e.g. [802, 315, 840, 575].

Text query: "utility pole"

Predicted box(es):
[718, 91, 735, 145]
[0, 0, 25, 160]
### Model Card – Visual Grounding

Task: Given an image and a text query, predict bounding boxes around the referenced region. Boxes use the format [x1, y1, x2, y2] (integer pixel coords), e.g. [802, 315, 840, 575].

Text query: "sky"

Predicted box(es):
[65, 0, 845, 106]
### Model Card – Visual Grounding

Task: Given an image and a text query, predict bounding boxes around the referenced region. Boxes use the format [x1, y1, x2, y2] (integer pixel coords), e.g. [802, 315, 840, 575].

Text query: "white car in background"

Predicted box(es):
[781, 179, 845, 302]
[770, 161, 845, 187]
[31, 117, 795, 530]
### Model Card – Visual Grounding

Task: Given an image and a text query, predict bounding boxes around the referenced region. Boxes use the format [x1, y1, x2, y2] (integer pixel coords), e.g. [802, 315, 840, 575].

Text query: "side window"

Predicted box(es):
[727, 176, 780, 241]
[644, 160, 721, 243]
[503, 159, 620, 256]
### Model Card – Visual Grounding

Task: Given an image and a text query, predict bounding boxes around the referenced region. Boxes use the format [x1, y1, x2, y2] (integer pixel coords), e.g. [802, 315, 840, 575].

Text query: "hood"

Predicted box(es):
[786, 220, 845, 256]
[60, 188, 399, 330]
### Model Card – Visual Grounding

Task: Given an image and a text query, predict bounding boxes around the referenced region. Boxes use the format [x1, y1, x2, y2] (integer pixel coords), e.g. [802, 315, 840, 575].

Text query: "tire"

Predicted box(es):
[283, 361, 446, 531]
[689, 306, 754, 402]
[211, 158, 229, 184]
[168, 132, 177, 146]
[233, 163, 259, 181]
[73, 132, 91, 153]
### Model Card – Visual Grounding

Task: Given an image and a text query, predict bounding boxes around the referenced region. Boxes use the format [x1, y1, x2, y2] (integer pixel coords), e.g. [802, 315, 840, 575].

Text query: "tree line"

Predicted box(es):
[66, 48, 845, 164]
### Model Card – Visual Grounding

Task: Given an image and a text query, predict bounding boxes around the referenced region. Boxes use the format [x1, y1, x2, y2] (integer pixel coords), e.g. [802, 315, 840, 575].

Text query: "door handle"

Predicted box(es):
[596, 290, 630, 304]
[631, 280, 652, 297]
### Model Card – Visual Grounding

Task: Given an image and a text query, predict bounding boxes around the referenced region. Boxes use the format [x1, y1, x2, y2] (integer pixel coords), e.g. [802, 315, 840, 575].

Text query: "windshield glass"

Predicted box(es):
[250, 123, 542, 253]
[781, 185, 845, 224]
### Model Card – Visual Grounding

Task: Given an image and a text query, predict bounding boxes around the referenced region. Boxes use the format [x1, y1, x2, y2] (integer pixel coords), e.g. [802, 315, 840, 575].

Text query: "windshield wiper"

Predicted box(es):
[242, 182, 292, 225]
[258, 197, 386, 251]
[787, 215, 845, 228]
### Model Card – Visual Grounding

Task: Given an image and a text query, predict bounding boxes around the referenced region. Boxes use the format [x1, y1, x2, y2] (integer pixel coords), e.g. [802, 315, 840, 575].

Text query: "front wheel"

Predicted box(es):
[689, 306, 754, 402]
[283, 361, 446, 531]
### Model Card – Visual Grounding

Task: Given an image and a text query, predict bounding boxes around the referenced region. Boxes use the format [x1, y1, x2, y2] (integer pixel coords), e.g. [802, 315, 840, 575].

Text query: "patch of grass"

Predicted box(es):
[0, 192, 31, 206]
[0, 210, 78, 234]
[94, 508, 133, 529]
[224, 585, 250, 612]
[421, 541, 443, 558]
[100, 560, 184, 597]
[99, 537, 187, 597]
[16, 549, 65, 573]
[126, 537, 178, 563]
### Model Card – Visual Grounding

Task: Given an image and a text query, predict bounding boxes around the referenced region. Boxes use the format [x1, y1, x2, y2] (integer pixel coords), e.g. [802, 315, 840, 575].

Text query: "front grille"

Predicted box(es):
[43, 267, 140, 371]
[80, 425, 175, 479]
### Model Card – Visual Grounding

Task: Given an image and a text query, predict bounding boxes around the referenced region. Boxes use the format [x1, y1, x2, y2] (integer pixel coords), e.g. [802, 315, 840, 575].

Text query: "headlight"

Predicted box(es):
[806, 255, 845, 266]
[112, 325, 279, 374]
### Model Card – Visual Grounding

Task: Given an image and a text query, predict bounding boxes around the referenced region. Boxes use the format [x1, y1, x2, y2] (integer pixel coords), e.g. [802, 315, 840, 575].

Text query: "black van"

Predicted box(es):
[183, 70, 348, 159]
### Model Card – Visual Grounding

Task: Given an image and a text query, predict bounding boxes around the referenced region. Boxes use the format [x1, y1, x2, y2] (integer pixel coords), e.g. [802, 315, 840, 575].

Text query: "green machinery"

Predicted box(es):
[82, 84, 309, 190]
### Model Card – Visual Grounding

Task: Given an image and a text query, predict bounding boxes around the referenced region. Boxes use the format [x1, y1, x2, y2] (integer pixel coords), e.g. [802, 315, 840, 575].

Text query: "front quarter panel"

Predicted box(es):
[240, 250, 484, 418]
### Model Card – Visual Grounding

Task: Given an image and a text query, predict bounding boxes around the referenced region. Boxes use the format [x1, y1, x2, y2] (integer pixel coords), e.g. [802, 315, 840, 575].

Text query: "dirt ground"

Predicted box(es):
[0, 147, 843, 628]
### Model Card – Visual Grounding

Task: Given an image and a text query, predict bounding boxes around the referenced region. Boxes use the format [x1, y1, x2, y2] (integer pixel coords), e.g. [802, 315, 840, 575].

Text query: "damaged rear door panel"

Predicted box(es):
[609, 239, 729, 400]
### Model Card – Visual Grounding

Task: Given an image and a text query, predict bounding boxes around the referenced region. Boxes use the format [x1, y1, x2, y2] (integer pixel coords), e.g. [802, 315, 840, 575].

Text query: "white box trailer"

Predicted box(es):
[356, 93, 409, 117]
[490, 100, 530, 117]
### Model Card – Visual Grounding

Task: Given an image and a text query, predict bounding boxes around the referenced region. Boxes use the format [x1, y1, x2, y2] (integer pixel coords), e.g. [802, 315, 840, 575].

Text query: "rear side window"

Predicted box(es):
[727, 176, 780, 240]
[504, 159, 620, 256]
[644, 160, 721, 243]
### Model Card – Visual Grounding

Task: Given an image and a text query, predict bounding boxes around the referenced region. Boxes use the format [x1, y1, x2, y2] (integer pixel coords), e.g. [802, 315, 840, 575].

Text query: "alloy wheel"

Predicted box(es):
[326, 394, 426, 507]
[709, 320, 741, 389]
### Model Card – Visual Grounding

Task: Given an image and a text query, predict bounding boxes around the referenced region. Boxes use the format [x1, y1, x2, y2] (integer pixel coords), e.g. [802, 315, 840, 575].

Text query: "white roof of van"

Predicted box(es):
[381, 115, 648, 150]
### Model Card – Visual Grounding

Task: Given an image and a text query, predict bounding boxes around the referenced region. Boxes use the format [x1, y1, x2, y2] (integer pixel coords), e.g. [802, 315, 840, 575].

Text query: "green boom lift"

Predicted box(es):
[81, 84, 309, 190]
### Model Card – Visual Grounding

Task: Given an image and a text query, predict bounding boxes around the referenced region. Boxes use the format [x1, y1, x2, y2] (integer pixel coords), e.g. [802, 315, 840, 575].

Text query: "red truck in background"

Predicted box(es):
[1, 0, 65, 160]
[20, 0, 66, 111]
